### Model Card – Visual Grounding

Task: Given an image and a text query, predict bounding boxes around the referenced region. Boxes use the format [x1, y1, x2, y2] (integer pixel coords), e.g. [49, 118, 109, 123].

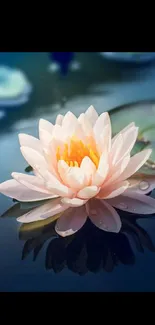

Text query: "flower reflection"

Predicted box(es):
[19, 211, 155, 275]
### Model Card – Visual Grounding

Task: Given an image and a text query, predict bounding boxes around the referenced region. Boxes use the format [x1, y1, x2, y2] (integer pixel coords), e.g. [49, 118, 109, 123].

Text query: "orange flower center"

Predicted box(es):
[56, 136, 99, 168]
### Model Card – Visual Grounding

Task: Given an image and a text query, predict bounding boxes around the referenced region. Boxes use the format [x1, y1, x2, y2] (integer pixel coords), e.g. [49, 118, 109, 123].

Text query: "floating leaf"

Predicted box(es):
[110, 100, 155, 174]
[25, 165, 33, 173]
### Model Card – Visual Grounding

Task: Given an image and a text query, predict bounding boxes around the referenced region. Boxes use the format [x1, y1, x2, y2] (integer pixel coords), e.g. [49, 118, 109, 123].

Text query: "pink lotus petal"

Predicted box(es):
[63, 166, 88, 190]
[112, 122, 135, 144]
[92, 151, 109, 186]
[43, 148, 59, 178]
[61, 197, 87, 207]
[55, 205, 87, 237]
[97, 125, 111, 155]
[118, 149, 152, 182]
[80, 157, 96, 184]
[94, 112, 111, 150]
[18, 134, 42, 154]
[98, 181, 129, 199]
[62, 111, 79, 137]
[52, 125, 67, 143]
[39, 130, 53, 148]
[126, 175, 155, 195]
[77, 186, 100, 199]
[114, 127, 138, 165]
[39, 119, 54, 134]
[20, 146, 48, 171]
[85, 105, 99, 127]
[0, 179, 55, 202]
[36, 166, 74, 197]
[55, 114, 64, 125]
[88, 199, 121, 233]
[107, 192, 155, 214]
[11, 172, 53, 194]
[103, 155, 130, 187]
[110, 134, 124, 165]
[17, 198, 69, 223]
[78, 113, 93, 137]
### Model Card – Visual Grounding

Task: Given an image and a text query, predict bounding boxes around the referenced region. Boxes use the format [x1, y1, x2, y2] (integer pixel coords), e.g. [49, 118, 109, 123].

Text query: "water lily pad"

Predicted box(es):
[110, 100, 155, 175]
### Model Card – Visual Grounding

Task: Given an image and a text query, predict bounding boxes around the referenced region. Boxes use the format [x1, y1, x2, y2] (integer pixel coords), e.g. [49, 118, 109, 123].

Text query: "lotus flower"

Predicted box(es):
[1, 105, 155, 237]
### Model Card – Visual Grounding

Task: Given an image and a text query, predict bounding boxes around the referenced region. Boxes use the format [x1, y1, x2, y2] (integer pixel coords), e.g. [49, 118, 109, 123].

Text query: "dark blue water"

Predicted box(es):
[1, 52, 155, 291]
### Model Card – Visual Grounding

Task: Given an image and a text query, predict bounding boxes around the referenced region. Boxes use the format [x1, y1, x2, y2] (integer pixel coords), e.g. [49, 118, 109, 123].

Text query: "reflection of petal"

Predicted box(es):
[33, 243, 44, 261]
[111, 233, 135, 265]
[86, 238, 103, 273]
[103, 250, 114, 273]
[122, 217, 155, 252]
[66, 234, 87, 275]
[45, 238, 66, 273]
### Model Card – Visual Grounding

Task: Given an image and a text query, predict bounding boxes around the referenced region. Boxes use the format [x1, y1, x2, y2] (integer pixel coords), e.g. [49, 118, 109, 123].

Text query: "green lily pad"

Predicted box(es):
[110, 100, 155, 175]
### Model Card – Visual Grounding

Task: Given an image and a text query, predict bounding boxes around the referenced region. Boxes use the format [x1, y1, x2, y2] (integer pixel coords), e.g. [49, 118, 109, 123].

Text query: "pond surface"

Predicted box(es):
[1, 52, 155, 291]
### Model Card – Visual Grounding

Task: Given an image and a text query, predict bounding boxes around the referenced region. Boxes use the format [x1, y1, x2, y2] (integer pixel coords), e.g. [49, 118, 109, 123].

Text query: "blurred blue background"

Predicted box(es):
[1, 52, 155, 133]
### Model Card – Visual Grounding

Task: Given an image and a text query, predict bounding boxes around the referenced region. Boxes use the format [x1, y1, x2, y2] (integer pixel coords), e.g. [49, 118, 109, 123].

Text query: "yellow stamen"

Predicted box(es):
[56, 135, 99, 168]
[74, 161, 79, 167]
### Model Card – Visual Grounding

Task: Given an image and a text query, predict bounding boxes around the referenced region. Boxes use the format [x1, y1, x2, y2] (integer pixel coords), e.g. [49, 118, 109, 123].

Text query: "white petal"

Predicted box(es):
[85, 105, 98, 126]
[55, 205, 87, 237]
[107, 192, 155, 214]
[0, 179, 55, 202]
[17, 198, 69, 223]
[92, 151, 109, 186]
[20, 146, 47, 171]
[39, 129, 53, 148]
[112, 122, 135, 144]
[11, 172, 52, 194]
[39, 119, 54, 134]
[61, 197, 87, 207]
[18, 134, 42, 154]
[62, 111, 79, 137]
[88, 199, 121, 233]
[55, 114, 64, 125]
[118, 149, 152, 182]
[77, 186, 100, 199]
[52, 124, 67, 144]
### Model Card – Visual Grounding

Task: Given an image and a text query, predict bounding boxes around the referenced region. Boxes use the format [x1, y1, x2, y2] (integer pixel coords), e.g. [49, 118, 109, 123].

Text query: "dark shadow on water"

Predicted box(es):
[19, 211, 155, 275]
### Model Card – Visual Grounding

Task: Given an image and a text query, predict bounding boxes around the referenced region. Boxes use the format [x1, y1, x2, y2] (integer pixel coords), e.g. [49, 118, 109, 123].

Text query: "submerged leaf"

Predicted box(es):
[19, 212, 61, 240]
[0, 203, 31, 218]
[25, 165, 33, 173]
